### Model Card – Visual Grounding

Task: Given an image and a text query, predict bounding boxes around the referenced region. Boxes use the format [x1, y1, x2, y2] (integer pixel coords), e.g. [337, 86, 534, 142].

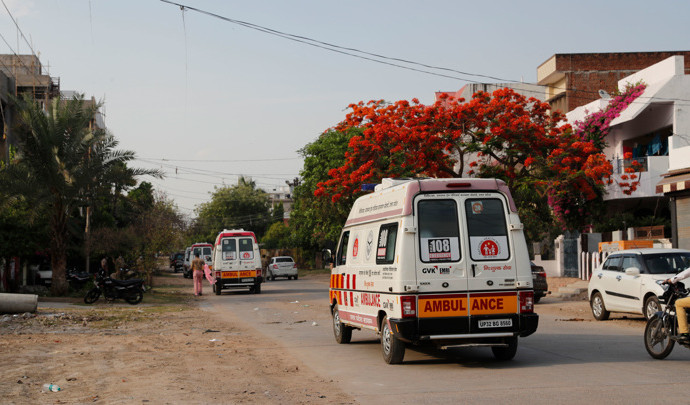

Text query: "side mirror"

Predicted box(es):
[322, 249, 332, 263]
[625, 267, 641, 276]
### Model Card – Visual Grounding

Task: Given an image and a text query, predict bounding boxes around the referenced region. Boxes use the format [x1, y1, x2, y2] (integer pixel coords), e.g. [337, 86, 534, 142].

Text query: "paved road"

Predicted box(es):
[203, 276, 690, 404]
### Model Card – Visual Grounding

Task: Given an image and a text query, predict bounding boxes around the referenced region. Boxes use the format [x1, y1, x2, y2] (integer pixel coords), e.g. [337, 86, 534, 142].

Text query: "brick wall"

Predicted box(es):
[553, 51, 690, 111]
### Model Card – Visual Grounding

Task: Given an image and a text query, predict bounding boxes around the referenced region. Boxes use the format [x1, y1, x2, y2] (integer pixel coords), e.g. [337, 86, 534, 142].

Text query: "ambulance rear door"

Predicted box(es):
[413, 192, 519, 334]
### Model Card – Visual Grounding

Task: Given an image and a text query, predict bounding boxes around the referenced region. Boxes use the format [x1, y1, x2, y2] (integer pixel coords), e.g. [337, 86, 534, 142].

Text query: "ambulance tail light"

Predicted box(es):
[401, 296, 417, 318]
[215, 271, 221, 279]
[519, 291, 534, 313]
[256, 268, 262, 277]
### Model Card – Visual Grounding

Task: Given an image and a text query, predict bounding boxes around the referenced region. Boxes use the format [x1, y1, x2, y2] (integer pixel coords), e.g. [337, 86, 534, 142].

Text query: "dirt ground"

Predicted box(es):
[0, 272, 354, 405]
[0, 276, 638, 404]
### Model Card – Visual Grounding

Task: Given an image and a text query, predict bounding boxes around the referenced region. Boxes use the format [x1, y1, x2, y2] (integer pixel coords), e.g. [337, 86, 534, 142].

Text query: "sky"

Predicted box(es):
[1, 0, 689, 218]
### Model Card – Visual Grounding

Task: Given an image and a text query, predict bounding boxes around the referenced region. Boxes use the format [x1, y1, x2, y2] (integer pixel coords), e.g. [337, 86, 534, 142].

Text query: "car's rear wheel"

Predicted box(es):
[644, 295, 661, 320]
[492, 336, 518, 361]
[591, 292, 610, 321]
[381, 315, 405, 364]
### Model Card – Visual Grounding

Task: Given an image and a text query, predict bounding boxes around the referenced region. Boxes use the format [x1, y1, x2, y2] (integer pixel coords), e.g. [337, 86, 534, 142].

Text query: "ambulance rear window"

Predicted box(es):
[418, 200, 461, 263]
[465, 199, 510, 261]
[238, 238, 255, 260]
[221, 239, 237, 260]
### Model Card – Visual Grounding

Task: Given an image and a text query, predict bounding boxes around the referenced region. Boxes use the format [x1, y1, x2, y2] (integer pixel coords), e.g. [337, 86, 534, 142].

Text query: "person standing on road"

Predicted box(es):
[191, 252, 205, 296]
[665, 267, 690, 342]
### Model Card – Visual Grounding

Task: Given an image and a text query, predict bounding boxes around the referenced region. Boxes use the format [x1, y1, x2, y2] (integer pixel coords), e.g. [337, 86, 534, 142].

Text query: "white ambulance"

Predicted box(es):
[211, 229, 263, 294]
[329, 178, 538, 364]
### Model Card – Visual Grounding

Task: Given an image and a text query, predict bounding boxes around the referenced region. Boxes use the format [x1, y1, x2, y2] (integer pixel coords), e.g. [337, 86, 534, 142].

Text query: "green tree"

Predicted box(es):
[194, 177, 271, 242]
[132, 191, 186, 285]
[262, 221, 292, 249]
[289, 128, 358, 250]
[0, 95, 159, 295]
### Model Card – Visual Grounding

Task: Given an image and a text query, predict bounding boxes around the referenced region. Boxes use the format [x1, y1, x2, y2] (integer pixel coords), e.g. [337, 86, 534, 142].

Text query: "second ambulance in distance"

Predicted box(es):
[329, 178, 538, 364]
[211, 229, 263, 294]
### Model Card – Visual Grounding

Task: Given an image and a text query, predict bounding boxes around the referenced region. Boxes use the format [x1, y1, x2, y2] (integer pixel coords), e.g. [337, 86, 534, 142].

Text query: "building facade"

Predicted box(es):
[537, 51, 690, 114]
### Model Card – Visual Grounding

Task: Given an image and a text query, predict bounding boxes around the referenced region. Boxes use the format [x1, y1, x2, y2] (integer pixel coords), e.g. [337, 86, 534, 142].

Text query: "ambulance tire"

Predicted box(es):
[332, 304, 352, 344]
[214, 283, 222, 295]
[491, 336, 518, 361]
[381, 315, 405, 364]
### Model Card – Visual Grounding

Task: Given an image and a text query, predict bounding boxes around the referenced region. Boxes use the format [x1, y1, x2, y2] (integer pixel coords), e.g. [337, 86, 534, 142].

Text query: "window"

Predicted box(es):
[202, 247, 212, 257]
[603, 256, 622, 271]
[465, 199, 510, 261]
[376, 223, 398, 264]
[643, 253, 690, 274]
[238, 238, 254, 260]
[621, 256, 642, 272]
[418, 200, 460, 263]
[221, 239, 237, 260]
[276, 257, 294, 263]
[336, 231, 350, 266]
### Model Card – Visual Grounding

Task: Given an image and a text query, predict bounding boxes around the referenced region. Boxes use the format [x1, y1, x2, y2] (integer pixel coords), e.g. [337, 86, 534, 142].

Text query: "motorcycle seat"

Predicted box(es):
[108, 278, 143, 286]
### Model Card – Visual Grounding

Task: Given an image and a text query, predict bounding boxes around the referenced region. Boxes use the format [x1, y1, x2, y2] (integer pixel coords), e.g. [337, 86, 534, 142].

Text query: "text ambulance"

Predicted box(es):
[329, 178, 538, 364]
[212, 229, 263, 295]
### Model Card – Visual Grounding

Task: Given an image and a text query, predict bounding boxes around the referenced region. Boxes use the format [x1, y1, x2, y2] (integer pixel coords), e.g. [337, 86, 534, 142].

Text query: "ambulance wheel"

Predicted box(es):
[332, 304, 352, 344]
[214, 283, 221, 295]
[492, 336, 518, 361]
[381, 315, 405, 364]
[253, 283, 261, 294]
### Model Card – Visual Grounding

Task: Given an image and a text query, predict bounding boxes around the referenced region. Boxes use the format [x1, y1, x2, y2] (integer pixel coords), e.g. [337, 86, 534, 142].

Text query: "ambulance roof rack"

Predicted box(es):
[374, 178, 421, 191]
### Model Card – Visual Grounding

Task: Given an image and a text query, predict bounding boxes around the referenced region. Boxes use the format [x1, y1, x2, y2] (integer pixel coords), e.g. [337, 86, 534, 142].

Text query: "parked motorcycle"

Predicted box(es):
[67, 268, 91, 289]
[644, 280, 690, 359]
[84, 268, 145, 305]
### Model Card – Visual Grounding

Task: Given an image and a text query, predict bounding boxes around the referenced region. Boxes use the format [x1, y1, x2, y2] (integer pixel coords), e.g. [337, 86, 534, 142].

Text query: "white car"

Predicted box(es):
[265, 256, 298, 280]
[588, 248, 690, 320]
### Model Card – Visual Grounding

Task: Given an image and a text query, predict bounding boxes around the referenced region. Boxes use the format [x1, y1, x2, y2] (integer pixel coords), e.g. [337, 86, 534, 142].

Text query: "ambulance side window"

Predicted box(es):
[465, 199, 510, 261]
[336, 231, 350, 266]
[418, 200, 461, 263]
[376, 223, 398, 265]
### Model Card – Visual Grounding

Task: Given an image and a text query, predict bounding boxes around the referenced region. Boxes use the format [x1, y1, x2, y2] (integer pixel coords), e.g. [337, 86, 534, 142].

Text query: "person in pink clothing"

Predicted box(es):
[191, 253, 205, 296]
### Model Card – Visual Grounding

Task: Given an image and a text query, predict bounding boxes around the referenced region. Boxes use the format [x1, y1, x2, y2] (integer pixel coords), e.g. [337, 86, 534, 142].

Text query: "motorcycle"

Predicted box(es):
[644, 280, 690, 359]
[84, 268, 146, 305]
[67, 267, 91, 289]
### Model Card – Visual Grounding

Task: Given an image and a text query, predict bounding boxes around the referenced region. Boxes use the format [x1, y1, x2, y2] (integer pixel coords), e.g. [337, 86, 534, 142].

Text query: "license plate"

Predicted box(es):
[241, 278, 254, 282]
[478, 319, 512, 328]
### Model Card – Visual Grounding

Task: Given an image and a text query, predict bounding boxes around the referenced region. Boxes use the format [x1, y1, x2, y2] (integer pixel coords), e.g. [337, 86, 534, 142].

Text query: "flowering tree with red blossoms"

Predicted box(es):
[314, 87, 648, 235]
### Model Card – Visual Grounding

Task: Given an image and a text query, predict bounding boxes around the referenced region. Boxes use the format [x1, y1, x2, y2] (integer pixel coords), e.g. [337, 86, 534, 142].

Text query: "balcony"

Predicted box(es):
[604, 155, 668, 200]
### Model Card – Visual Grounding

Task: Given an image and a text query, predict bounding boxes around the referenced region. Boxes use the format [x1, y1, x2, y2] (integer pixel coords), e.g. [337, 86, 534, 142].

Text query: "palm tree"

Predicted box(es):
[0, 94, 160, 295]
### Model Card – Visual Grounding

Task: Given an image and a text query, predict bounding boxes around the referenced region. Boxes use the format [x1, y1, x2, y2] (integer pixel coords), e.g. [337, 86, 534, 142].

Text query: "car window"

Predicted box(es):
[238, 238, 255, 260]
[276, 257, 294, 263]
[336, 231, 350, 266]
[621, 256, 643, 272]
[418, 199, 460, 263]
[465, 199, 510, 261]
[643, 253, 690, 274]
[376, 223, 398, 265]
[603, 256, 622, 271]
[221, 239, 237, 260]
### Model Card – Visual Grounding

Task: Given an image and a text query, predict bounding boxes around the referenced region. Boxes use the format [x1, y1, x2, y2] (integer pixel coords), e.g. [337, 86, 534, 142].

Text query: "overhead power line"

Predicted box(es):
[158, 0, 690, 108]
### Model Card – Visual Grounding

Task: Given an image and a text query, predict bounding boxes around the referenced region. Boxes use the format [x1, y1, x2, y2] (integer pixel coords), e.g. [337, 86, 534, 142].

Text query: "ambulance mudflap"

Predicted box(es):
[329, 178, 539, 364]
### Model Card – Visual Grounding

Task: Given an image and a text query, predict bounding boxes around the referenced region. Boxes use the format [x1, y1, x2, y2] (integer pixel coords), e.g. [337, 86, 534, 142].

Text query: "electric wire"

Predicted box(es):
[158, 0, 690, 108]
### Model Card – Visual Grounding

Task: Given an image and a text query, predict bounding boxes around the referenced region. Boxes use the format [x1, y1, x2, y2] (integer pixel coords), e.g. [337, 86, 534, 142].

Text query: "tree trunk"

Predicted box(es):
[50, 202, 69, 296]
